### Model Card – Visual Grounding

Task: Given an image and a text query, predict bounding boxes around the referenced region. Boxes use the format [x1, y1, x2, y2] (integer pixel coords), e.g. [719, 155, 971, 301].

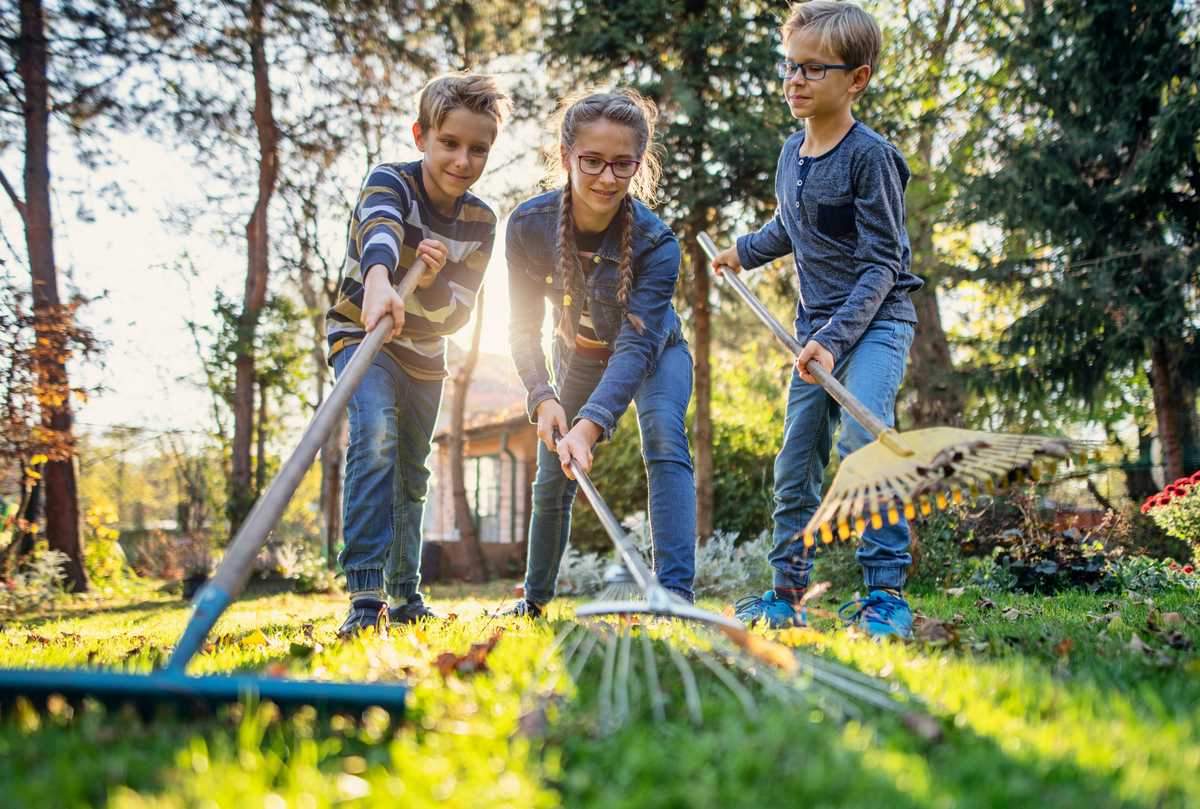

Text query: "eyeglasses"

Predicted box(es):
[776, 59, 857, 81]
[575, 154, 641, 179]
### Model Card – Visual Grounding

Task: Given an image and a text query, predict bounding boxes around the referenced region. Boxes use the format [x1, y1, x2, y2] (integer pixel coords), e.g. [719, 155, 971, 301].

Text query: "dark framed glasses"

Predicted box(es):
[776, 59, 857, 81]
[576, 154, 641, 179]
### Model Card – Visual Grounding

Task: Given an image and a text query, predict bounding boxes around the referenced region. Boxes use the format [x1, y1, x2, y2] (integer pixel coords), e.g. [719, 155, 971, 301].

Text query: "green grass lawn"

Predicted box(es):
[1, 580, 1198, 808]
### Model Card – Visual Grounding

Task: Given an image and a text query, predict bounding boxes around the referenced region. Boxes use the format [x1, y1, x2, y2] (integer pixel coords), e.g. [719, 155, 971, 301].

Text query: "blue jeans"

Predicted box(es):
[771, 319, 916, 591]
[524, 338, 696, 604]
[332, 345, 443, 600]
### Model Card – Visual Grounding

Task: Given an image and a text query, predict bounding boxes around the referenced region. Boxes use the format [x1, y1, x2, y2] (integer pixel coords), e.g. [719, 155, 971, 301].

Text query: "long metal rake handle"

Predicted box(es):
[697, 232, 899, 448]
[167, 260, 430, 672]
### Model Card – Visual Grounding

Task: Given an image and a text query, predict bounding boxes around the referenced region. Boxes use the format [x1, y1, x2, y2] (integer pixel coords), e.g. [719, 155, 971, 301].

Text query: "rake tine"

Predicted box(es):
[638, 630, 667, 724]
[694, 648, 758, 719]
[666, 640, 703, 726]
[537, 622, 587, 694]
[598, 627, 619, 733]
[614, 625, 633, 728]
[568, 628, 601, 682]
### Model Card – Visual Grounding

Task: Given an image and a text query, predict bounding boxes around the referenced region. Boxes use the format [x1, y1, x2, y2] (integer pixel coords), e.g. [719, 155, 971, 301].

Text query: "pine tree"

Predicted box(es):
[961, 0, 1200, 480]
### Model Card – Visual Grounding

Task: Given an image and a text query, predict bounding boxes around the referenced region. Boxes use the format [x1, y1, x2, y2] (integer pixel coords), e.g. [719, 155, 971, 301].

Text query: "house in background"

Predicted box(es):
[421, 346, 537, 581]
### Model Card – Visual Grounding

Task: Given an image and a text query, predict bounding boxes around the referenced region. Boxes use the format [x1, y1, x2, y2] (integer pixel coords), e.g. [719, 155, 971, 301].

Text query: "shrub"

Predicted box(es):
[0, 545, 68, 615]
[1141, 471, 1200, 561]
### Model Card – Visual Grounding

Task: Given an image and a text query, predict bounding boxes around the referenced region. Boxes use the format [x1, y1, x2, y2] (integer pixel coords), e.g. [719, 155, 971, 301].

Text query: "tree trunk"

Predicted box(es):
[682, 0, 713, 541]
[1149, 337, 1199, 482]
[229, 0, 279, 534]
[903, 124, 966, 428]
[687, 232, 714, 539]
[295, 213, 344, 569]
[254, 381, 268, 497]
[18, 0, 86, 591]
[449, 288, 489, 582]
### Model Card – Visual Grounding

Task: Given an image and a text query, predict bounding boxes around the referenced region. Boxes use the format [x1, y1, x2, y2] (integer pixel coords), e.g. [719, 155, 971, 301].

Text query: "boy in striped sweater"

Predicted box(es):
[326, 73, 511, 637]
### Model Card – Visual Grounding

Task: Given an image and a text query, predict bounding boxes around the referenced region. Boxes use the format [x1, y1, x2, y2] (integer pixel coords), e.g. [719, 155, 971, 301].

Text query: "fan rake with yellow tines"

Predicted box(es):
[698, 232, 1096, 547]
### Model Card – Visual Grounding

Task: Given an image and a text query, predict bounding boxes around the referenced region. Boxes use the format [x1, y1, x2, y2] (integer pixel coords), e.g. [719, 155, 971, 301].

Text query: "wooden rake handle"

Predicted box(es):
[697, 232, 893, 442]
[168, 259, 430, 671]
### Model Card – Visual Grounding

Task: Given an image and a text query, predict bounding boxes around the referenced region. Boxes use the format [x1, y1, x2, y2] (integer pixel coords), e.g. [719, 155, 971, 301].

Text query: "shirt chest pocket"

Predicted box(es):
[807, 194, 857, 244]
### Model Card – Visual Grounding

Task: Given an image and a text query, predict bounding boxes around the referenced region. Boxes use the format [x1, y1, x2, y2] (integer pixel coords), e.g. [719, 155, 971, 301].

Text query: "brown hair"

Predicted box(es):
[781, 1, 882, 75]
[545, 89, 662, 340]
[416, 71, 512, 135]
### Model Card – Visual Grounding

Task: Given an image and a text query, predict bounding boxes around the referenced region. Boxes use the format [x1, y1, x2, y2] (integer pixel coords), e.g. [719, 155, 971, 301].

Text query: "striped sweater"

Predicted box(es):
[326, 160, 496, 379]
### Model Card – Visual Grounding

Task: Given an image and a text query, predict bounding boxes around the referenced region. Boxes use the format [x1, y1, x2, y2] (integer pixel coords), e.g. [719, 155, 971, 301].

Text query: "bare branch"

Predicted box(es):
[0, 167, 26, 224]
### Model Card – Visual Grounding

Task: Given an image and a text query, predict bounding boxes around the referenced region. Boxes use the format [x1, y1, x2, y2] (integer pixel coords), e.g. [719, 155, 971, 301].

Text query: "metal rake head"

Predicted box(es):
[527, 583, 920, 734]
[802, 428, 1101, 546]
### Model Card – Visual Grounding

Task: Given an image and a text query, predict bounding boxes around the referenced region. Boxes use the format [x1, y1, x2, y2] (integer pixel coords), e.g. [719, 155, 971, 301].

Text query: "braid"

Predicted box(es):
[617, 196, 645, 333]
[555, 183, 581, 343]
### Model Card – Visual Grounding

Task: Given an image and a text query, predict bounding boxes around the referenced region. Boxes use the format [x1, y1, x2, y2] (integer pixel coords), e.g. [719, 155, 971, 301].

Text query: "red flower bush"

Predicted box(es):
[1143, 470, 1200, 562]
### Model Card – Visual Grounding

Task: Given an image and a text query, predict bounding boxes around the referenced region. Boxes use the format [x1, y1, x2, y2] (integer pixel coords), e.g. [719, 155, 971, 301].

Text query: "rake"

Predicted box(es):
[698, 232, 1094, 547]
[0, 262, 431, 716]
[530, 438, 933, 734]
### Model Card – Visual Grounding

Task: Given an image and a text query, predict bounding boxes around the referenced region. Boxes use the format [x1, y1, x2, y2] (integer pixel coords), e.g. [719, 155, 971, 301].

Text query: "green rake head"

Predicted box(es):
[802, 428, 1101, 546]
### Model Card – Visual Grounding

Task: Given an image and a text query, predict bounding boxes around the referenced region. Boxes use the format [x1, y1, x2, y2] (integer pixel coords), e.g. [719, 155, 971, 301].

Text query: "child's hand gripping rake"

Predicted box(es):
[0, 261, 430, 716]
[543, 435, 930, 733]
[698, 232, 1094, 547]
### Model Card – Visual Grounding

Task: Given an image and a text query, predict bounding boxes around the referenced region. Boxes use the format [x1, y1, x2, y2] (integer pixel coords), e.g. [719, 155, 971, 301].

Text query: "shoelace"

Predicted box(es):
[837, 593, 900, 628]
[733, 592, 770, 615]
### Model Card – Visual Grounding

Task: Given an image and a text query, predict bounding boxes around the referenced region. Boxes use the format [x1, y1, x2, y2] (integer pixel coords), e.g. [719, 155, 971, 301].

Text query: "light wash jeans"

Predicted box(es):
[332, 345, 442, 600]
[771, 319, 916, 591]
[523, 337, 696, 604]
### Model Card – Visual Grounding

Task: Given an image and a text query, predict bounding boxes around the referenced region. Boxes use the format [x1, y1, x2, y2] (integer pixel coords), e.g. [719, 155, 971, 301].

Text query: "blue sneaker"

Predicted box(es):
[838, 589, 913, 639]
[733, 590, 807, 628]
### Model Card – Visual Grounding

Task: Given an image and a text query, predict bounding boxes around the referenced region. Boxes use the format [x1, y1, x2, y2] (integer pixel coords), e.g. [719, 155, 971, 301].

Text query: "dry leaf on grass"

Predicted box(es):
[913, 616, 958, 646]
[1052, 637, 1075, 658]
[434, 629, 504, 677]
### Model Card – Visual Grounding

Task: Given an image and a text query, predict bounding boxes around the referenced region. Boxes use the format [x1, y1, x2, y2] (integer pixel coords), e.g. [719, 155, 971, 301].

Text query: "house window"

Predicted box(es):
[468, 454, 502, 542]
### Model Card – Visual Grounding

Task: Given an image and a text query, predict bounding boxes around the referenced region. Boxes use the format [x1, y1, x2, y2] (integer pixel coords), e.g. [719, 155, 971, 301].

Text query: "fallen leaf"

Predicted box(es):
[800, 581, 832, 606]
[1161, 612, 1185, 627]
[516, 705, 549, 738]
[975, 597, 996, 610]
[1128, 633, 1151, 654]
[1052, 638, 1075, 657]
[1001, 607, 1022, 621]
[435, 630, 504, 677]
[944, 587, 966, 597]
[902, 712, 944, 742]
[264, 662, 288, 677]
[913, 616, 958, 646]
[25, 633, 50, 646]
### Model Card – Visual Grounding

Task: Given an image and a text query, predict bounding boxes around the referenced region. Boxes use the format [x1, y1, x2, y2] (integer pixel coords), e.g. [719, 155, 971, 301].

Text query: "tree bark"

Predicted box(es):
[449, 288, 489, 582]
[254, 380, 268, 497]
[902, 76, 967, 428]
[18, 0, 87, 591]
[1149, 336, 1199, 482]
[687, 231, 714, 539]
[229, 0, 279, 534]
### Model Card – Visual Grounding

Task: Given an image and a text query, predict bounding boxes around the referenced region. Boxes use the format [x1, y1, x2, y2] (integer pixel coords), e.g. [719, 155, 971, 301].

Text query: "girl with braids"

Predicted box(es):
[503, 89, 695, 616]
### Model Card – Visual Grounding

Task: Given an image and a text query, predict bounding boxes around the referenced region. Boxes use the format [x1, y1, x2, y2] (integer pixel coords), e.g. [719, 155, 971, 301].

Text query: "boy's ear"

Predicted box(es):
[849, 64, 872, 96]
[412, 121, 427, 153]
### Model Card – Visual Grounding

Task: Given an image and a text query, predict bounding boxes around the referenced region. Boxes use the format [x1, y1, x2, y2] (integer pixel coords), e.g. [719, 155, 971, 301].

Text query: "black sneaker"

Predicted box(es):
[499, 598, 543, 618]
[337, 597, 389, 638]
[389, 596, 441, 624]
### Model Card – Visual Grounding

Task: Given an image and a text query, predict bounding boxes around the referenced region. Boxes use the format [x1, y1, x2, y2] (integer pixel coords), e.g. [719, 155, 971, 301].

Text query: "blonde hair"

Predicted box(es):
[781, 1, 882, 73]
[544, 89, 663, 341]
[417, 71, 512, 134]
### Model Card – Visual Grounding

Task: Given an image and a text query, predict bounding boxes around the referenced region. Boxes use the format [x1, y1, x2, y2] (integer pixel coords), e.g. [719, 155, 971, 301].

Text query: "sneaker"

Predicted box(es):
[733, 590, 806, 629]
[837, 589, 912, 639]
[389, 596, 441, 624]
[499, 598, 543, 619]
[338, 597, 389, 638]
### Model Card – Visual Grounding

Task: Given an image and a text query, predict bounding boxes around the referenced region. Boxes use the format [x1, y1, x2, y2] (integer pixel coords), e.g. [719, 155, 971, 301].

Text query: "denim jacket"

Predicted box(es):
[507, 189, 683, 440]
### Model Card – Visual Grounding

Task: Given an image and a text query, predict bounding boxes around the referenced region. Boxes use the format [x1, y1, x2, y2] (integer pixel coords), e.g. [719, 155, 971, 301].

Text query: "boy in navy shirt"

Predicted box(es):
[712, 1, 923, 637]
